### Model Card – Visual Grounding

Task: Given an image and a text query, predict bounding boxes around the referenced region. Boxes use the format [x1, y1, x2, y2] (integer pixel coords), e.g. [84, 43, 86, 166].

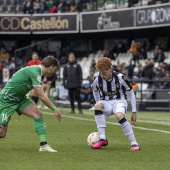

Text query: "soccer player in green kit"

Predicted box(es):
[0, 55, 61, 152]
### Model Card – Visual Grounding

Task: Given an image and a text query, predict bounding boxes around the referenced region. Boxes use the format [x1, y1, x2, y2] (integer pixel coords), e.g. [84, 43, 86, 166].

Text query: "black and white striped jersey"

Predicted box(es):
[91, 71, 132, 100]
[91, 71, 136, 112]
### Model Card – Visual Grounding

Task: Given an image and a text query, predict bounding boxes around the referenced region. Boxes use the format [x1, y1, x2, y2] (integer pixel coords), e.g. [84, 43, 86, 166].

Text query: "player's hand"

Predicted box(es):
[54, 110, 61, 121]
[131, 112, 137, 125]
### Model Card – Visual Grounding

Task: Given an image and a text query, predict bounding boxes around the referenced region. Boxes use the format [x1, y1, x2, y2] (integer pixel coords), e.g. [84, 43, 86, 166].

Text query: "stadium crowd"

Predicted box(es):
[1, 38, 170, 93]
[1, 0, 169, 14]
[22, 0, 170, 14]
[22, 0, 82, 14]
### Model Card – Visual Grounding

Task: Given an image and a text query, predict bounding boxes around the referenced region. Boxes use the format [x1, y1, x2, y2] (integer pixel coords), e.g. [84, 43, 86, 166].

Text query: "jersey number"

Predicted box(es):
[2, 114, 8, 123]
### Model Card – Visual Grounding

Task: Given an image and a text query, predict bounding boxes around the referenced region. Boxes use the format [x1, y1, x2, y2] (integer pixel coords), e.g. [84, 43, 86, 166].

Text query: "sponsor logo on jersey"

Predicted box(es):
[37, 76, 42, 83]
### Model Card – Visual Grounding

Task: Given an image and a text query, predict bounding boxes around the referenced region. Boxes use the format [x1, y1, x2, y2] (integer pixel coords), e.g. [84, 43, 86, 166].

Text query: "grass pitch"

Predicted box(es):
[1, 108, 170, 170]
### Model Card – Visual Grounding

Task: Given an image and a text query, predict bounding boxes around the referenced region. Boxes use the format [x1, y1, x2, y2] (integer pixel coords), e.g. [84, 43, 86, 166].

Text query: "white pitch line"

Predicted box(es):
[137, 119, 170, 126]
[43, 112, 170, 134]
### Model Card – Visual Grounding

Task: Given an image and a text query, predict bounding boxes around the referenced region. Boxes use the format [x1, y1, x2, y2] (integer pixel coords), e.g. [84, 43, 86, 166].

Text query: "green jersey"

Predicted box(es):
[0, 66, 42, 101]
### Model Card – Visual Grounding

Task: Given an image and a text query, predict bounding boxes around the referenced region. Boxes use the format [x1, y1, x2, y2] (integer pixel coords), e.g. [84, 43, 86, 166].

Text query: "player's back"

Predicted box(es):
[0, 66, 41, 101]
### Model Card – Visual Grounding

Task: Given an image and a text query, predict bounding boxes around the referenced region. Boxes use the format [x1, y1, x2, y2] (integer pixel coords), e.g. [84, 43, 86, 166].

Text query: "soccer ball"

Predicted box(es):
[87, 132, 100, 147]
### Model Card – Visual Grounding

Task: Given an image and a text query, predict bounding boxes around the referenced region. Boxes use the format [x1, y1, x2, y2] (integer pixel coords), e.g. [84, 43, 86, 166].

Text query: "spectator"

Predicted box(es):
[33, 0, 41, 13]
[154, 49, 165, 63]
[46, 0, 54, 11]
[134, 63, 143, 79]
[91, 59, 96, 70]
[58, 0, 68, 13]
[127, 60, 135, 79]
[103, 49, 110, 58]
[23, 0, 33, 14]
[142, 60, 155, 89]
[159, 72, 170, 89]
[63, 52, 83, 114]
[70, 0, 76, 12]
[129, 40, 140, 65]
[39, 0, 47, 13]
[50, 5, 57, 13]
[9, 57, 16, 78]
[74, 0, 82, 12]
[140, 47, 147, 59]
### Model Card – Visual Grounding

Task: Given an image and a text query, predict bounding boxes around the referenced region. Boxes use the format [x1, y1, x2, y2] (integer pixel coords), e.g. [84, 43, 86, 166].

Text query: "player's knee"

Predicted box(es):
[115, 112, 124, 121]
[32, 109, 43, 118]
[0, 133, 6, 138]
[94, 102, 104, 110]
[0, 126, 7, 138]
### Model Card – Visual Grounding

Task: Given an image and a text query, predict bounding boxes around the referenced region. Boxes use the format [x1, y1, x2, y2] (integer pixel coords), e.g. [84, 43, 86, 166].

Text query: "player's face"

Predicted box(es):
[45, 65, 57, 77]
[99, 68, 112, 80]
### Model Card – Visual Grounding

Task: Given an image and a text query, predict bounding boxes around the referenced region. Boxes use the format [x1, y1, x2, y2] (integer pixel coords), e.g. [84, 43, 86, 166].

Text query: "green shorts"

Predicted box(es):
[0, 95, 33, 126]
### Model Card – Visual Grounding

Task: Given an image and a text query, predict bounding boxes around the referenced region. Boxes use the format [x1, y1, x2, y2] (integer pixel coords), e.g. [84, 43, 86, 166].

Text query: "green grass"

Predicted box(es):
[1, 108, 170, 170]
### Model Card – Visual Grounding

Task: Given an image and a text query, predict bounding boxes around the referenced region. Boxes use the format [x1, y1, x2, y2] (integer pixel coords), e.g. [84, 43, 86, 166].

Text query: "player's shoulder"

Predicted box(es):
[113, 71, 124, 78]
[25, 65, 40, 72]
[92, 72, 99, 83]
[113, 71, 128, 82]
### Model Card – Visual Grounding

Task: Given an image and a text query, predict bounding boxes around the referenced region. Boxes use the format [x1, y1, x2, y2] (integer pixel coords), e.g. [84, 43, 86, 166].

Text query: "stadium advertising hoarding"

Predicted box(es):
[135, 4, 170, 28]
[80, 9, 134, 33]
[0, 13, 78, 34]
[80, 4, 170, 33]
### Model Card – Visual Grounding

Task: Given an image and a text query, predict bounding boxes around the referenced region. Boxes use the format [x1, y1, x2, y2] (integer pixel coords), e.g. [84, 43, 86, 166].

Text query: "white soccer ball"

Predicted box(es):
[87, 132, 100, 147]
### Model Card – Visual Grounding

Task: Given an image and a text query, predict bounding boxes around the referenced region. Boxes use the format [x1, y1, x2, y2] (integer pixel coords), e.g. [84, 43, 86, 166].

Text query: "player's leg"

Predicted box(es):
[0, 98, 17, 139]
[18, 99, 57, 152]
[114, 102, 140, 150]
[93, 101, 111, 149]
[0, 125, 8, 138]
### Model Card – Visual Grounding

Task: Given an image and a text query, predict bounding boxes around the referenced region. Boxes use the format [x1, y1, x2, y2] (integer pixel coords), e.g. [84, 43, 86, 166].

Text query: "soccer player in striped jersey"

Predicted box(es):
[91, 57, 140, 150]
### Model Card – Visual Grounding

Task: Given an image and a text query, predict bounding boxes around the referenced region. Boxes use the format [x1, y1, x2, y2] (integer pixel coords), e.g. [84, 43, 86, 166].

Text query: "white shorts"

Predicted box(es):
[98, 99, 128, 118]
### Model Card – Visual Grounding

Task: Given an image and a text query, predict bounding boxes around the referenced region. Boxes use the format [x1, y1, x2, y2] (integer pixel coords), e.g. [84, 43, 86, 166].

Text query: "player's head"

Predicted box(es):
[32, 52, 38, 61]
[95, 57, 112, 80]
[68, 52, 76, 63]
[41, 55, 59, 77]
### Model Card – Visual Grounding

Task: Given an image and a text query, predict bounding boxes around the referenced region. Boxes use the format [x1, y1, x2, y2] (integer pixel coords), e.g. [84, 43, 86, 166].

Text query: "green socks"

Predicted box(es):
[34, 117, 47, 143]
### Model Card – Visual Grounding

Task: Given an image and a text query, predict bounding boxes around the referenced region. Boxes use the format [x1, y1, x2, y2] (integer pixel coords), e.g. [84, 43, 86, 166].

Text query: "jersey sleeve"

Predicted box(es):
[119, 74, 132, 91]
[91, 76, 101, 103]
[91, 76, 99, 92]
[31, 70, 42, 86]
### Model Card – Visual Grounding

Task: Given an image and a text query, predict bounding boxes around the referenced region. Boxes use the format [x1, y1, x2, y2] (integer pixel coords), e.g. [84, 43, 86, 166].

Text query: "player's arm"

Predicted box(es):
[34, 86, 61, 121]
[91, 78, 100, 103]
[121, 75, 137, 125]
[126, 90, 137, 125]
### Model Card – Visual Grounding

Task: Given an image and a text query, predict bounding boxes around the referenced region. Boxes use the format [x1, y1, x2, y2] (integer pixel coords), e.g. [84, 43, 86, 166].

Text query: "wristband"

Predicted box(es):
[51, 106, 57, 111]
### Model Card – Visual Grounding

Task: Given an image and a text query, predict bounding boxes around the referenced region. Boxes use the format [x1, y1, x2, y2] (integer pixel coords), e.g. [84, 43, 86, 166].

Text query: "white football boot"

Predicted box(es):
[39, 144, 57, 152]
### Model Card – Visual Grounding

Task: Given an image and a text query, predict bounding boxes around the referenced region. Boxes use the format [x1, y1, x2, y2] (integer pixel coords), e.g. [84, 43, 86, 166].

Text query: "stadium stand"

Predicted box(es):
[0, 0, 166, 14]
